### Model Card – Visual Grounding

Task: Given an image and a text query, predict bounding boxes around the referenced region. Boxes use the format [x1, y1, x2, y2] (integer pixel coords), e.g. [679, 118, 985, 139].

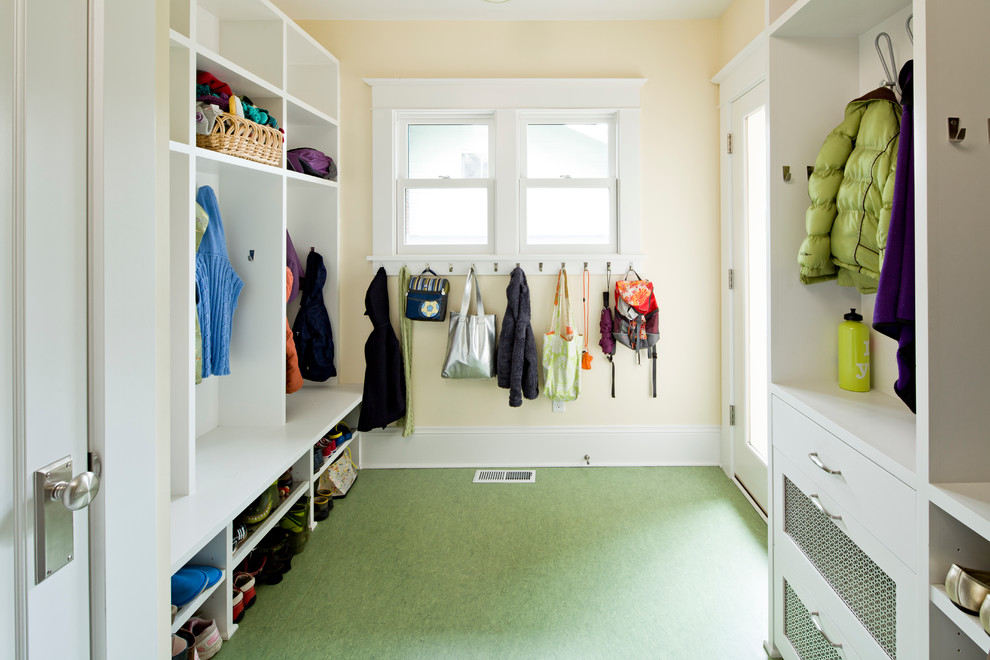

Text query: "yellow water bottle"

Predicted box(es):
[838, 308, 870, 392]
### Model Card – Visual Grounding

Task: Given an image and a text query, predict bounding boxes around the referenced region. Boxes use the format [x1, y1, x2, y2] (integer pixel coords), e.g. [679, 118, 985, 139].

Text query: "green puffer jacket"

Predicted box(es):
[798, 88, 900, 294]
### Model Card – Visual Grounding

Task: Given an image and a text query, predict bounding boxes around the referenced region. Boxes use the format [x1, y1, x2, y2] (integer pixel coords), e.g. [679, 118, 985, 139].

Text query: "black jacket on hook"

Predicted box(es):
[497, 266, 539, 407]
[292, 250, 336, 382]
[358, 267, 406, 431]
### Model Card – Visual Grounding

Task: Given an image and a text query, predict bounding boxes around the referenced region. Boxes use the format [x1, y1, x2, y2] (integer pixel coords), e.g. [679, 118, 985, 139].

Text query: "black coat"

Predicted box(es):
[358, 267, 406, 431]
[496, 267, 539, 407]
[292, 251, 336, 382]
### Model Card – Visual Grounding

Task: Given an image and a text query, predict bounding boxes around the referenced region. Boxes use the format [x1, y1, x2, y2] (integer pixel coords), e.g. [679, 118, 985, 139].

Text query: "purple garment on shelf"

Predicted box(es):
[196, 93, 229, 108]
[286, 230, 303, 304]
[873, 61, 915, 413]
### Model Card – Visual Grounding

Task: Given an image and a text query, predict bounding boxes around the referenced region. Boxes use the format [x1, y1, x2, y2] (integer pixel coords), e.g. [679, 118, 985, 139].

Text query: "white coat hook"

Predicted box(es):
[539, 262, 543, 272]
[584, 261, 588, 270]
[494, 262, 498, 273]
[449, 263, 453, 273]
[561, 261, 566, 271]
[948, 117, 967, 143]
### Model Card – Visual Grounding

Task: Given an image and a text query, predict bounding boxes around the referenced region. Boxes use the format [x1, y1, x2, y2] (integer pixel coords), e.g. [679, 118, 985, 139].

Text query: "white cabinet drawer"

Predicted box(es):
[776, 569, 864, 660]
[774, 452, 917, 660]
[772, 396, 916, 568]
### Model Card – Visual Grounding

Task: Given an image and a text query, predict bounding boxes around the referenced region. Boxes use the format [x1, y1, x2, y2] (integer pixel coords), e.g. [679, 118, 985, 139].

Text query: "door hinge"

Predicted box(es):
[729, 405, 736, 426]
[726, 133, 733, 154]
[728, 269, 735, 290]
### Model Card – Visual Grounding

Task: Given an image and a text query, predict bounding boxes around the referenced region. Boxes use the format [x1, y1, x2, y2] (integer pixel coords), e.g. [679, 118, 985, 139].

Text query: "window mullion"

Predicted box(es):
[494, 109, 518, 257]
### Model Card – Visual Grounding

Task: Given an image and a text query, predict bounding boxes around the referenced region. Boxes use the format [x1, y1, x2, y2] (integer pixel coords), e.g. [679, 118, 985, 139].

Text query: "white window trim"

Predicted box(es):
[367, 78, 645, 275]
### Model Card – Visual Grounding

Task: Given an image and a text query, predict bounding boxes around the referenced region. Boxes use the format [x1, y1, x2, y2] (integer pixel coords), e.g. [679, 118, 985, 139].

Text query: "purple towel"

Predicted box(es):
[873, 61, 915, 413]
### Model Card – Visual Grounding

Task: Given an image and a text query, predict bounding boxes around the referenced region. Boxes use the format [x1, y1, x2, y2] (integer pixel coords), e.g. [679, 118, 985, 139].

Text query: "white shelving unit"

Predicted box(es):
[167, 0, 359, 641]
[763, 0, 990, 658]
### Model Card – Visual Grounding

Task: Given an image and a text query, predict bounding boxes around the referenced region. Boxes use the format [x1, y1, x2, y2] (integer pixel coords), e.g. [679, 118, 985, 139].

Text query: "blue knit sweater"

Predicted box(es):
[196, 186, 244, 379]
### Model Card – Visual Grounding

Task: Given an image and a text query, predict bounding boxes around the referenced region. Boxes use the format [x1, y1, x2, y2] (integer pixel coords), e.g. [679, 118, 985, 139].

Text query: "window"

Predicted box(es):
[398, 116, 494, 252]
[521, 116, 616, 252]
[369, 79, 644, 268]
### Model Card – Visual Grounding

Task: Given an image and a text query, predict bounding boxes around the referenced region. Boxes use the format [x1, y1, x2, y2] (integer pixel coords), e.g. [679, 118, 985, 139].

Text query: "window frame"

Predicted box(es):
[518, 112, 618, 255]
[396, 112, 496, 255]
[367, 78, 644, 272]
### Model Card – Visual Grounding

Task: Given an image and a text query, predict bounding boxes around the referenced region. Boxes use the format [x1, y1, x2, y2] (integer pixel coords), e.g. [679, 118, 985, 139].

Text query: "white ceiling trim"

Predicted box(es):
[271, 0, 736, 22]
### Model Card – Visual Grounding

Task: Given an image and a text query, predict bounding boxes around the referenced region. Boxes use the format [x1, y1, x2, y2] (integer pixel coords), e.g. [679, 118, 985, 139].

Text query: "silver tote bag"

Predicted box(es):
[441, 267, 497, 379]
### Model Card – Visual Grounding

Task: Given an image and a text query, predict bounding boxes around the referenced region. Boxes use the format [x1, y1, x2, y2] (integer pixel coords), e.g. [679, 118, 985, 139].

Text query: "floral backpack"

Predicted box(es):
[608, 269, 659, 398]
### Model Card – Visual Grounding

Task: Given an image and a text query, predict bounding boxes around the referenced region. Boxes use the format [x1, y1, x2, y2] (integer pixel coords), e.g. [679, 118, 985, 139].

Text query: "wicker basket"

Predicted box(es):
[197, 111, 282, 167]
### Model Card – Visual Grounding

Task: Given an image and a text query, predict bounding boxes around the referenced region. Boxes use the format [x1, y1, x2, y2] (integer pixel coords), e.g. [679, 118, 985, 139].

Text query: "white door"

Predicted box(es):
[729, 81, 770, 514]
[6, 0, 96, 657]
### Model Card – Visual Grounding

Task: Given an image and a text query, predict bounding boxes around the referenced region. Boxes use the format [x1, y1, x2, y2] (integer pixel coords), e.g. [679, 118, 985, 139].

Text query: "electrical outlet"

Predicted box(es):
[552, 401, 566, 413]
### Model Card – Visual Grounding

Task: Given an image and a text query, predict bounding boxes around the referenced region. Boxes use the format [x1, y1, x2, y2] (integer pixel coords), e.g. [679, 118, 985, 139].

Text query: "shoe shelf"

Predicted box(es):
[930, 584, 990, 653]
[170, 385, 361, 572]
[171, 573, 226, 636]
[930, 483, 990, 545]
[231, 476, 309, 568]
[312, 435, 356, 484]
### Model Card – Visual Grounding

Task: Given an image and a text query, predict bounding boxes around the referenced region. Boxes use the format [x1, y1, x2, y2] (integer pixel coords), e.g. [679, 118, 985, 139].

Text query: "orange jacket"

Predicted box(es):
[286, 268, 303, 393]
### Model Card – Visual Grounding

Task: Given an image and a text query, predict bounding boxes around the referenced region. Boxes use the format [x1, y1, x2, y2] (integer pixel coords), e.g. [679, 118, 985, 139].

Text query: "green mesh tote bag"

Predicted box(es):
[543, 268, 582, 402]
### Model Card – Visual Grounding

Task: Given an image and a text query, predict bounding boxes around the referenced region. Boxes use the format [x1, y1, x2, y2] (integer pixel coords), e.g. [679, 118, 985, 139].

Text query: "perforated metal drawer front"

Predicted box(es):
[784, 581, 843, 660]
[784, 476, 896, 658]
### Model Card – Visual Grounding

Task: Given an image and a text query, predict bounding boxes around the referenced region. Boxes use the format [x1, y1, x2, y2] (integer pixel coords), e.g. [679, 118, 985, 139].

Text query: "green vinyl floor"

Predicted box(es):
[220, 467, 769, 660]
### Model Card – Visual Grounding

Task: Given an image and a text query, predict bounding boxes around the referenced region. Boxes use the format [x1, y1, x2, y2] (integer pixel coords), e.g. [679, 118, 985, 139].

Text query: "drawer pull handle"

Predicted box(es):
[808, 452, 841, 475]
[809, 494, 842, 521]
[809, 611, 845, 657]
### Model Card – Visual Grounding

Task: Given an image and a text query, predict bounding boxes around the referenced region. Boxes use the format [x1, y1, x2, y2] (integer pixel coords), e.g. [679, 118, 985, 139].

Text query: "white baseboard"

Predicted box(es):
[355, 425, 721, 469]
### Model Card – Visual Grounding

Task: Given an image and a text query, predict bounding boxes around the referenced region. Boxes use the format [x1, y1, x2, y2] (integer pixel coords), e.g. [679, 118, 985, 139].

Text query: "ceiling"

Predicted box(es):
[271, 0, 737, 22]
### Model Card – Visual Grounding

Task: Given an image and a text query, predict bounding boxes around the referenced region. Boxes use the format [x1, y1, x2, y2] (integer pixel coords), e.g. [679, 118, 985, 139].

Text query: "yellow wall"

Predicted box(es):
[715, 0, 765, 73]
[301, 20, 722, 427]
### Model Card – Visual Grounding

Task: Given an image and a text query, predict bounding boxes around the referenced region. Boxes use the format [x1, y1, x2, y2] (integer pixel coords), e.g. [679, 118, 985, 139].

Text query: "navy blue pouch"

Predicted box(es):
[405, 269, 449, 321]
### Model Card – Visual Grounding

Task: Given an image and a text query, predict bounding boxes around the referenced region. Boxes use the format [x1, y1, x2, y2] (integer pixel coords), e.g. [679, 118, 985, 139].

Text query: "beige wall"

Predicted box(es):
[301, 20, 722, 427]
[715, 0, 764, 73]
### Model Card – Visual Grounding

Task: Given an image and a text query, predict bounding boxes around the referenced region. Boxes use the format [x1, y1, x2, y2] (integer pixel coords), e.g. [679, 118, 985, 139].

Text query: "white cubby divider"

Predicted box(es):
[168, 0, 358, 641]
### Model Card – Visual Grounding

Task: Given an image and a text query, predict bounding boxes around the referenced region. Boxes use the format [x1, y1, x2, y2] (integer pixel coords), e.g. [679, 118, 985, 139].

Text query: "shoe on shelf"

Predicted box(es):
[171, 634, 188, 660]
[280, 498, 310, 555]
[313, 493, 332, 521]
[171, 604, 178, 623]
[232, 586, 245, 624]
[277, 468, 293, 491]
[233, 572, 257, 609]
[242, 482, 278, 525]
[175, 629, 199, 660]
[232, 521, 246, 552]
[252, 530, 293, 584]
[179, 618, 221, 660]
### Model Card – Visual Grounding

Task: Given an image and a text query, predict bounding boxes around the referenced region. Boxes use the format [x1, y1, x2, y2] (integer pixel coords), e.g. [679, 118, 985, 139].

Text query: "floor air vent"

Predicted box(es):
[473, 470, 536, 483]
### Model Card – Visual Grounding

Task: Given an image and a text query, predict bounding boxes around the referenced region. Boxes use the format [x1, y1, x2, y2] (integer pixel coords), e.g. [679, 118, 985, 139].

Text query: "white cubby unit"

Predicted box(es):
[168, 0, 360, 640]
[763, 0, 990, 658]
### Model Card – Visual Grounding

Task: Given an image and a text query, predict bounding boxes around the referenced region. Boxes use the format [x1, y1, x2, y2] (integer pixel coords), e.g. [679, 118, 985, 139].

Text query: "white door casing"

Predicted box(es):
[730, 80, 770, 515]
[8, 0, 165, 658]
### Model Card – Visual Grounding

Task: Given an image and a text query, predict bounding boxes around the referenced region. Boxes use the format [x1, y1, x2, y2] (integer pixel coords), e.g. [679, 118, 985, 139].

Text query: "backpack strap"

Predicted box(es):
[651, 345, 657, 398]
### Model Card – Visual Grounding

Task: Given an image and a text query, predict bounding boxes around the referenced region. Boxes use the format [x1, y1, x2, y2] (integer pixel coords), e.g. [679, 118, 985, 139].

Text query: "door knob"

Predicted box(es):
[34, 454, 102, 583]
[50, 470, 100, 511]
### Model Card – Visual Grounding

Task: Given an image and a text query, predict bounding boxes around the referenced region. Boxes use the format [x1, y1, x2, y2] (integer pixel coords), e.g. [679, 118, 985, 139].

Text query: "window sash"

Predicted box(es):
[519, 114, 617, 180]
[519, 178, 617, 254]
[396, 178, 495, 254]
